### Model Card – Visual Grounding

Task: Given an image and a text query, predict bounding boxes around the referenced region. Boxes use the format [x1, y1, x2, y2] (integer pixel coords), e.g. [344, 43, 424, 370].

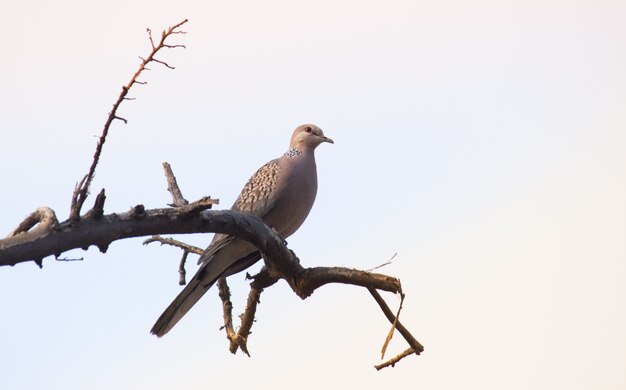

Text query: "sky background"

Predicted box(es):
[1, 0, 625, 389]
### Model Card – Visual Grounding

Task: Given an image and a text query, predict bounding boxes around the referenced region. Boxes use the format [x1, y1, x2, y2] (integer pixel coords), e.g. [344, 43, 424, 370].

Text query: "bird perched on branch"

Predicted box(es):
[151, 124, 333, 337]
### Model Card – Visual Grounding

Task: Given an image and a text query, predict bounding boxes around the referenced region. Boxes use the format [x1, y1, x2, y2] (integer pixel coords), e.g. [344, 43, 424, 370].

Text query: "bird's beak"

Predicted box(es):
[322, 136, 334, 144]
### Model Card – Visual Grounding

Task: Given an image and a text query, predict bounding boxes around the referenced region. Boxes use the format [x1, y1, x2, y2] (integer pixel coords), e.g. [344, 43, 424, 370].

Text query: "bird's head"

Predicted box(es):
[290, 124, 334, 150]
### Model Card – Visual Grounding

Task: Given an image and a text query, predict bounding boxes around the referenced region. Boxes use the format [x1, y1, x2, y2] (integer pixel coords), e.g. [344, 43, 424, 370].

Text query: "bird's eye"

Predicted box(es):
[305, 126, 312, 133]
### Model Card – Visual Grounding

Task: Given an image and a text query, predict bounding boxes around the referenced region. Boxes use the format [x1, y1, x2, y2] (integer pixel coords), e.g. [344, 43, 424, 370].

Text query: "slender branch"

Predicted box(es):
[230, 284, 262, 355]
[143, 235, 203, 285]
[366, 252, 397, 272]
[143, 235, 203, 254]
[217, 273, 265, 356]
[152, 58, 175, 69]
[374, 348, 416, 371]
[217, 278, 244, 354]
[69, 19, 188, 221]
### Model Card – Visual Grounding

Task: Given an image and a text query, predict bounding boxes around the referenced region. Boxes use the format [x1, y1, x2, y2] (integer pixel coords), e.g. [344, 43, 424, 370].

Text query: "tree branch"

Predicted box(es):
[69, 19, 188, 221]
[0, 206, 400, 296]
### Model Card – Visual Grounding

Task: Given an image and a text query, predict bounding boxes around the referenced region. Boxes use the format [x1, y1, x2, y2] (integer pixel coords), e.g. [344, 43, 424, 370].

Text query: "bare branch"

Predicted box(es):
[113, 115, 128, 124]
[143, 235, 202, 286]
[217, 273, 264, 356]
[217, 278, 240, 351]
[162, 162, 189, 206]
[69, 19, 188, 221]
[366, 252, 397, 272]
[147, 28, 156, 49]
[293, 266, 402, 298]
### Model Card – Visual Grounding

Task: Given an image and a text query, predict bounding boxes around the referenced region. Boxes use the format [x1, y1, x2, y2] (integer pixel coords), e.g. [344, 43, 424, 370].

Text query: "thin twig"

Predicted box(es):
[228, 285, 262, 356]
[143, 235, 203, 255]
[217, 277, 237, 347]
[55, 257, 84, 262]
[69, 19, 188, 221]
[374, 347, 416, 371]
[366, 252, 397, 272]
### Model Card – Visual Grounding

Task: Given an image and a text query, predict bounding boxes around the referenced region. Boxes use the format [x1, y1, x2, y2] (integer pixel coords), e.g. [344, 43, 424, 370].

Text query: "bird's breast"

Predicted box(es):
[263, 155, 318, 238]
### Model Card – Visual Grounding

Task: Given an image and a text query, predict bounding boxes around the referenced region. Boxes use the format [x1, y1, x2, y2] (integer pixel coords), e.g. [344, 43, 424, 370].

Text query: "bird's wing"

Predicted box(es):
[197, 158, 281, 265]
[232, 158, 282, 216]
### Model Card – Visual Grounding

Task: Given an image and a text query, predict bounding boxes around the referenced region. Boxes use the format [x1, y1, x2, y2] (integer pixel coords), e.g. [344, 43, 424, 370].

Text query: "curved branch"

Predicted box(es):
[6, 207, 58, 239]
[0, 203, 401, 294]
[2, 207, 59, 268]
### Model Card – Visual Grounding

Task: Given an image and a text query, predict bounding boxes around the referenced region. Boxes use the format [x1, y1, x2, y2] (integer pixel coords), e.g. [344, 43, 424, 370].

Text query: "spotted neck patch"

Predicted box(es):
[283, 147, 303, 158]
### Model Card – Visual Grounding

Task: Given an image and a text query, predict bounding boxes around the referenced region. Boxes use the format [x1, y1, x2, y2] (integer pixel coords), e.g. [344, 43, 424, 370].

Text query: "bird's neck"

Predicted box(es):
[283, 146, 304, 158]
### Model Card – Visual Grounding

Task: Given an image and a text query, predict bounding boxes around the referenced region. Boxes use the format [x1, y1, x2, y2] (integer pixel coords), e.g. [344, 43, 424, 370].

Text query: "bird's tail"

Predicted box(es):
[151, 237, 261, 337]
[150, 270, 216, 337]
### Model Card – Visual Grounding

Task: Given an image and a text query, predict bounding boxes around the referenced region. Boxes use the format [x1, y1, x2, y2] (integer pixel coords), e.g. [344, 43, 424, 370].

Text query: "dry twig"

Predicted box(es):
[163, 162, 189, 206]
[375, 347, 416, 371]
[143, 235, 203, 285]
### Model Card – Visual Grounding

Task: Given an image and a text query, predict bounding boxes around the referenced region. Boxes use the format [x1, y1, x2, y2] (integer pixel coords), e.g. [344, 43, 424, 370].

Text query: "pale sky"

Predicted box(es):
[1, 1, 625, 389]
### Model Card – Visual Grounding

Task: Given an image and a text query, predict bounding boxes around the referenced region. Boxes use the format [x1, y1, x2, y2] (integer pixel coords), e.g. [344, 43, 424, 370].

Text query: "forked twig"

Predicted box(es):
[217, 274, 265, 357]
[369, 288, 423, 369]
[143, 235, 202, 285]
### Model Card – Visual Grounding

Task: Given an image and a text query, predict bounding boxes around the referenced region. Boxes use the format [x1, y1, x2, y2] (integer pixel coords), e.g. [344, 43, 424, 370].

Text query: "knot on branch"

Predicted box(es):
[83, 189, 107, 220]
[130, 204, 146, 218]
